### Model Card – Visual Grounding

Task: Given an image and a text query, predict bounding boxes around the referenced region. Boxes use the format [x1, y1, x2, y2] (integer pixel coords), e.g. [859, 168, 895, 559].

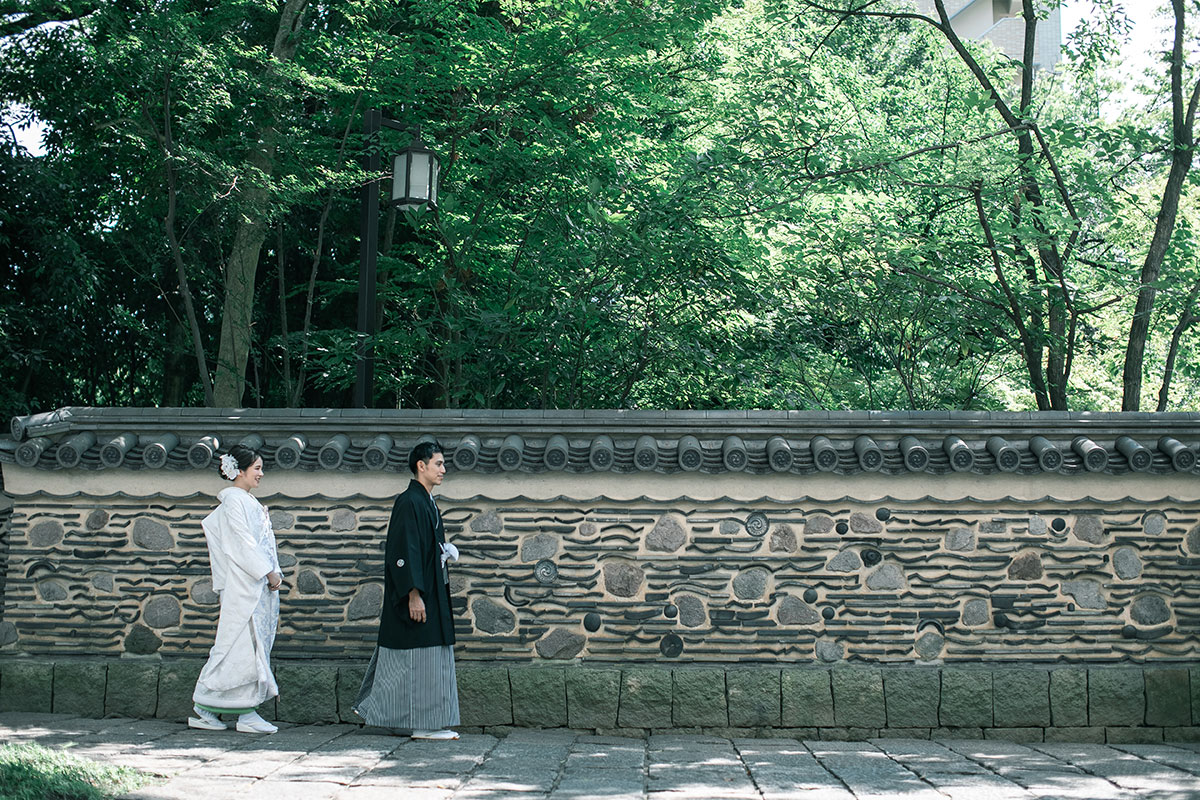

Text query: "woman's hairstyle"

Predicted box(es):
[218, 444, 262, 481]
[408, 440, 444, 475]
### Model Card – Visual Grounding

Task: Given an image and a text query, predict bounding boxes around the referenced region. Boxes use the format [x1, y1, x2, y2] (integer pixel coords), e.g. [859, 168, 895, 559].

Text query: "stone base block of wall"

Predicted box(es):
[1, 659, 1196, 743]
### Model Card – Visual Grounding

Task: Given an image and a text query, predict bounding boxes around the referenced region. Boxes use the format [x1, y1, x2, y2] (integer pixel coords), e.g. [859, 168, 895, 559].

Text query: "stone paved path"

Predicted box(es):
[2, 713, 1198, 799]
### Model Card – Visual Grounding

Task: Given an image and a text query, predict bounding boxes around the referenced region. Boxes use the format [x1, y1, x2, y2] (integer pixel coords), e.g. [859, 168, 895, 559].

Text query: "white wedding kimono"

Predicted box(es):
[192, 487, 281, 711]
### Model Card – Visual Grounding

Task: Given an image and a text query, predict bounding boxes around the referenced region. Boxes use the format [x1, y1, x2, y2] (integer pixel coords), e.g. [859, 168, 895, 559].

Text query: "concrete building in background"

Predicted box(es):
[916, 0, 1063, 71]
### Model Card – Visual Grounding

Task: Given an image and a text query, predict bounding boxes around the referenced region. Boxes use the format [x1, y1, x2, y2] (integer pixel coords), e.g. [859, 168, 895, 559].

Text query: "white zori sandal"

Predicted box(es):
[236, 710, 278, 734]
[188, 706, 226, 731]
[411, 729, 460, 740]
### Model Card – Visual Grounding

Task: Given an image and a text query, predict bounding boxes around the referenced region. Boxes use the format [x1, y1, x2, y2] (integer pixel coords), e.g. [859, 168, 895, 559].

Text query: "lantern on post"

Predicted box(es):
[392, 135, 440, 211]
[354, 110, 442, 408]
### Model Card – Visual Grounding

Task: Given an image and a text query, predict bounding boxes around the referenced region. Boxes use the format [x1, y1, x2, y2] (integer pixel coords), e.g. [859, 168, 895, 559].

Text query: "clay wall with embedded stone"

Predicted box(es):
[2, 489, 1197, 666]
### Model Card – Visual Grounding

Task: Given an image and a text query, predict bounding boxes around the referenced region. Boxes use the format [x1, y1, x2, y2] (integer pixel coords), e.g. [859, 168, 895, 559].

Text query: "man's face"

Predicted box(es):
[418, 453, 446, 486]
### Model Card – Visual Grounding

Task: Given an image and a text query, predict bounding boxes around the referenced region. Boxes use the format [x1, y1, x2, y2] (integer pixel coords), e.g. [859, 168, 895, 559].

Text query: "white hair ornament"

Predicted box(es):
[219, 453, 240, 480]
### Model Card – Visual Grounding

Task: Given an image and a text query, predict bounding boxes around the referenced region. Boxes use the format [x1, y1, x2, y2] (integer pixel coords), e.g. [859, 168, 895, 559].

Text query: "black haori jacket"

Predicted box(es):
[377, 479, 455, 650]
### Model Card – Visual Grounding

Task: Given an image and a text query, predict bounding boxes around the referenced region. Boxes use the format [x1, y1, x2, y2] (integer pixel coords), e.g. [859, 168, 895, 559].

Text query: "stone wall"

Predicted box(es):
[0, 659, 1196, 743]
[1, 408, 1198, 738]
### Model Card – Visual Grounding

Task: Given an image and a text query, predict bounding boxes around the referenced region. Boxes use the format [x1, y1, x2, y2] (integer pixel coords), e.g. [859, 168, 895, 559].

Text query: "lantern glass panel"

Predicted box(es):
[409, 151, 432, 200]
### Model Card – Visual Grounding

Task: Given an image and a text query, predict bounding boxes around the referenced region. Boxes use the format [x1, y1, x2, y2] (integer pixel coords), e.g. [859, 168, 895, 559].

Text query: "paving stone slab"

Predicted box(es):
[250, 779, 345, 800]
[459, 773, 559, 792]
[117, 776, 258, 800]
[337, 787, 453, 800]
[268, 759, 376, 784]
[758, 788, 855, 800]
[565, 749, 645, 769]
[352, 764, 465, 789]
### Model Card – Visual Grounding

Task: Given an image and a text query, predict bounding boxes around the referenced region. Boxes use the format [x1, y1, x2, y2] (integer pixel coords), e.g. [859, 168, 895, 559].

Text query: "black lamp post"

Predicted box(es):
[354, 108, 440, 407]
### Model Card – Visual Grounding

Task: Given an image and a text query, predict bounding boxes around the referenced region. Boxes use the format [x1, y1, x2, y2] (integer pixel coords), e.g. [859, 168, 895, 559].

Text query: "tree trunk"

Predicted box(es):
[1122, 0, 1198, 410]
[162, 320, 192, 406]
[211, 0, 309, 406]
[1156, 280, 1200, 411]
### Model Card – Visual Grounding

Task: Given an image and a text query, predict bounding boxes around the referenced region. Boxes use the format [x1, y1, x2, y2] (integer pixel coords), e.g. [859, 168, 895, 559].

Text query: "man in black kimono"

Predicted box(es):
[354, 440, 460, 739]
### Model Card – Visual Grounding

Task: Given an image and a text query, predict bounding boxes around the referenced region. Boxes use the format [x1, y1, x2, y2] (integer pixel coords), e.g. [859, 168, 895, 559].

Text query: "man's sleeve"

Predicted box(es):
[385, 496, 425, 599]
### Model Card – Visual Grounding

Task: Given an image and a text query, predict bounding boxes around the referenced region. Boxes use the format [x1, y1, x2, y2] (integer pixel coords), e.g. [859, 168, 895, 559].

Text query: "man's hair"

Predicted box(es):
[409, 440, 444, 474]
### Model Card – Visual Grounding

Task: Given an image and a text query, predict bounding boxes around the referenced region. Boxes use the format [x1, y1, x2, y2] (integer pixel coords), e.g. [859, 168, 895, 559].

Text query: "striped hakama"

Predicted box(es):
[353, 644, 460, 730]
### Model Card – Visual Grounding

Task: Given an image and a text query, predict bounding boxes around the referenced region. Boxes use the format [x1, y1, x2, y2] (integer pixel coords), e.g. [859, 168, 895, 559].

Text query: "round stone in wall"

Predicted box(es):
[1008, 552, 1043, 581]
[1113, 547, 1142, 580]
[144, 595, 181, 628]
[330, 509, 357, 532]
[1061, 579, 1105, 610]
[664, 604, 678, 619]
[803, 588, 818, 603]
[946, 527, 976, 552]
[849, 512, 883, 534]
[778, 595, 819, 626]
[536, 628, 585, 659]
[876, 507, 891, 521]
[269, 510, 295, 530]
[1131, 595, 1171, 626]
[828, 550, 862, 573]
[1073, 515, 1105, 544]
[866, 563, 904, 591]
[191, 579, 219, 605]
[962, 598, 989, 626]
[347, 583, 383, 620]
[1143, 512, 1166, 536]
[470, 511, 503, 533]
[820, 606, 835, 620]
[85, 509, 109, 530]
[835, 522, 849, 535]
[732, 567, 769, 600]
[659, 633, 683, 658]
[862, 549, 882, 566]
[125, 624, 162, 655]
[521, 533, 559, 562]
[1028, 515, 1048, 535]
[579, 522, 596, 536]
[297, 569, 325, 594]
[28, 520, 63, 548]
[36, 580, 67, 602]
[646, 515, 687, 552]
[915, 630, 945, 661]
[815, 639, 844, 662]
[472, 597, 516, 634]
[769, 525, 797, 553]
[132, 518, 173, 550]
[676, 594, 707, 627]
[603, 562, 643, 598]
[583, 612, 602, 632]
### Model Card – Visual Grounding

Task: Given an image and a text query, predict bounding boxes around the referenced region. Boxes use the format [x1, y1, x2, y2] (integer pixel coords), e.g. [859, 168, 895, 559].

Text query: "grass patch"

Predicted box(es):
[0, 742, 151, 800]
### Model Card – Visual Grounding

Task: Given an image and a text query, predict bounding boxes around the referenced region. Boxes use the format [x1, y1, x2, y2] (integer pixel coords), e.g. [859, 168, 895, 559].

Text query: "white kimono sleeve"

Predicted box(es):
[221, 494, 275, 581]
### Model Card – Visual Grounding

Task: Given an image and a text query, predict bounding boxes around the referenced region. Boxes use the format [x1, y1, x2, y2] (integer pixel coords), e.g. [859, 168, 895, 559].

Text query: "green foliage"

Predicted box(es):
[3, 0, 1200, 412]
[0, 742, 151, 800]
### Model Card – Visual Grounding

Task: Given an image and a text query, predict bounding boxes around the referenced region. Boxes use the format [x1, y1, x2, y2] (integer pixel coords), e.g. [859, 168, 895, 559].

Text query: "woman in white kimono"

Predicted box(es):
[189, 444, 283, 734]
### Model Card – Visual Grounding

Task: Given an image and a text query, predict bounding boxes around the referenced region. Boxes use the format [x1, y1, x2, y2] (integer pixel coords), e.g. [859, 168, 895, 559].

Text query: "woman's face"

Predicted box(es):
[239, 457, 264, 489]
